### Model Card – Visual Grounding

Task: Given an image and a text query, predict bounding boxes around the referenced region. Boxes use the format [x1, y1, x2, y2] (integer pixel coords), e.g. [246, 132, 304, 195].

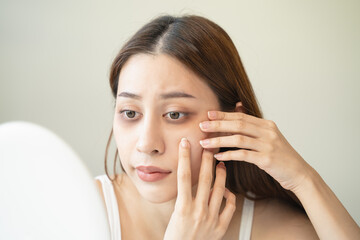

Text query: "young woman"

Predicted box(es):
[95, 14, 360, 239]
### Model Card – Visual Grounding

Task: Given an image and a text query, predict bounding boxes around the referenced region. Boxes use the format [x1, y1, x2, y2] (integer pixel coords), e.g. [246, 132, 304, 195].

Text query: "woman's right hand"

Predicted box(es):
[163, 138, 236, 240]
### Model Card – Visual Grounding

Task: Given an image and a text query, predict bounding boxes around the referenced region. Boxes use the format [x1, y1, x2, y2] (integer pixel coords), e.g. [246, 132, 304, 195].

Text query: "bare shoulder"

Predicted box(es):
[94, 177, 105, 205]
[94, 174, 123, 203]
[252, 198, 319, 239]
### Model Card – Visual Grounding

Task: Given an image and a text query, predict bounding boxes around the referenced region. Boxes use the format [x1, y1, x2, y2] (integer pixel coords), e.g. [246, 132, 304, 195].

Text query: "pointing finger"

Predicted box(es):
[176, 138, 192, 206]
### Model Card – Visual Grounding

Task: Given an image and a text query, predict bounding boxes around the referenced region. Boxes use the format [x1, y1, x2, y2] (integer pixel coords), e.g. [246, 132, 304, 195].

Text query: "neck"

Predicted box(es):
[141, 184, 200, 231]
[118, 173, 199, 233]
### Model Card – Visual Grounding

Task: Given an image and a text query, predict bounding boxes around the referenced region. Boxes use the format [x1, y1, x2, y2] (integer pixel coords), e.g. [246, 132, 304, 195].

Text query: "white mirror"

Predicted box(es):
[0, 121, 110, 240]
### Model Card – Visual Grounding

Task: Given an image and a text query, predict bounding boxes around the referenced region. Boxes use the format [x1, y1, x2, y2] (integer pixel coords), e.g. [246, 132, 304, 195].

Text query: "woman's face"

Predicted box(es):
[113, 53, 221, 203]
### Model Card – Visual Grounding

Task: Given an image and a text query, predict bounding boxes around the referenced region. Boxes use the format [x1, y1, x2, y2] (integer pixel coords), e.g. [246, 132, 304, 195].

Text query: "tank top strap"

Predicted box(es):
[239, 193, 255, 240]
[95, 175, 121, 240]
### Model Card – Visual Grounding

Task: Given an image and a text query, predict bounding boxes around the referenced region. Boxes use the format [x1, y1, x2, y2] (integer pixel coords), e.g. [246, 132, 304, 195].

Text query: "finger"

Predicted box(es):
[199, 119, 262, 138]
[200, 135, 263, 152]
[218, 188, 236, 232]
[213, 149, 262, 166]
[208, 162, 227, 219]
[208, 110, 265, 125]
[176, 138, 192, 206]
[195, 149, 214, 208]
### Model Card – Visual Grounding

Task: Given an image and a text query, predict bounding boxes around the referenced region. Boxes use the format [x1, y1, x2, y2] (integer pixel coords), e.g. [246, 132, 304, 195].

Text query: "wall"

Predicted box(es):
[1, 0, 359, 224]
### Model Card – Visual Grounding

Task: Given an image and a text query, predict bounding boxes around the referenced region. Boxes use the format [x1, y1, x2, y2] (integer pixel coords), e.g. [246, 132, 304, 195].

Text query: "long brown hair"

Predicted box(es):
[105, 14, 303, 210]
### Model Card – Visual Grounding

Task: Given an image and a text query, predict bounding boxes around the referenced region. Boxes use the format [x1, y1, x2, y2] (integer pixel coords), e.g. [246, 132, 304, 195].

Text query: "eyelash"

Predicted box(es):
[119, 110, 189, 122]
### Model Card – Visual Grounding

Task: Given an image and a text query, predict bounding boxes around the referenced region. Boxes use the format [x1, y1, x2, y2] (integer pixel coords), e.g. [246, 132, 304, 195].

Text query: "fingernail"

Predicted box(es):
[214, 153, 223, 159]
[199, 139, 210, 146]
[181, 138, 189, 148]
[199, 121, 210, 129]
[208, 111, 217, 119]
[218, 161, 226, 169]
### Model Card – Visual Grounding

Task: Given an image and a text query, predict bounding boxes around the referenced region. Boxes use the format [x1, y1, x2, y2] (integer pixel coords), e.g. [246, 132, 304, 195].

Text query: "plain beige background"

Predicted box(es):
[1, 0, 359, 225]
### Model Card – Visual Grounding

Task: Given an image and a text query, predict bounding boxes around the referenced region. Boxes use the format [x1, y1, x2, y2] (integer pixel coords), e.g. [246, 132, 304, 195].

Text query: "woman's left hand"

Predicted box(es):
[199, 103, 314, 193]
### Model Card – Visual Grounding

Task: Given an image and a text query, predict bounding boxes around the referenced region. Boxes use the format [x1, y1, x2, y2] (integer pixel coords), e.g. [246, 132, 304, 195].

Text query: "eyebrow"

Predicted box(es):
[117, 91, 197, 100]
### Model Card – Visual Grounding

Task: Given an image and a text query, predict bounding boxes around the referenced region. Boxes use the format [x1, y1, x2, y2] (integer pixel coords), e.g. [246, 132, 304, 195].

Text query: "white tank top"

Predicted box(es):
[95, 174, 254, 240]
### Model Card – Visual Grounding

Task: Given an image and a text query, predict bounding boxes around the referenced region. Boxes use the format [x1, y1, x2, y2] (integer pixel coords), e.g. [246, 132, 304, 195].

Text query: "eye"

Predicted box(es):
[165, 111, 188, 121]
[119, 110, 139, 120]
[118, 110, 189, 122]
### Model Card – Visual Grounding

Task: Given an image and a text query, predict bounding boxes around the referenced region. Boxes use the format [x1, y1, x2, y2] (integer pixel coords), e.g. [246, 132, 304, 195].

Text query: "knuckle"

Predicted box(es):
[229, 193, 236, 205]
[228, 201, 236, 212]
[175, 204, 189, 216]
[216, 225, 227, 235]
[213, 183, 225, 193]
[239, 149, 248, 158]
[238, 112, 245, 120]
[207, 214, 217, 224]
[226, 201, 236, 213]
[265, 142, 274, 152]
[219, 111, 226, 119]
[236, 120, 245, 130]
[236, 135, 245, 145]
[267, 129, 278, 140]
[261, 155, 272, 167]
[194, 206, 207, 221]
[267, 120, 277, 129]
[192, 219, 202, 232]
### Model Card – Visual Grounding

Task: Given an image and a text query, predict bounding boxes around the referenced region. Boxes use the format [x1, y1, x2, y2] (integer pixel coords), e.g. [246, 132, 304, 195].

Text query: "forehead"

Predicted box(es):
[117, 53, 219, 105]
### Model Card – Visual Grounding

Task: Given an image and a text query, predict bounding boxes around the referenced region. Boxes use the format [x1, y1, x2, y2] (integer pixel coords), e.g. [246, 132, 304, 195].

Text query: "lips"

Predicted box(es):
[135, 166, 171, 182]
[135, 166, 171, 173]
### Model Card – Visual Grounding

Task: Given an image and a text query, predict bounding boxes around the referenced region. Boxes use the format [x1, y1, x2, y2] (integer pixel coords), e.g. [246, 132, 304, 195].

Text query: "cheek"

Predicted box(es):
[177, 123, 216, 185]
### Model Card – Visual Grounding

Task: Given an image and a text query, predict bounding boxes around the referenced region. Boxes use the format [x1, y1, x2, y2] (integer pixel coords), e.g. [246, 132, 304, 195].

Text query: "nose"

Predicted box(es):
[135, 114, 165, 155]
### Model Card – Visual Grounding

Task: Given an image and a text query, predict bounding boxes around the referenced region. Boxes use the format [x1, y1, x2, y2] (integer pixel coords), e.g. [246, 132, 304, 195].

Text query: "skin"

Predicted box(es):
[199, 109, 360, 239]
[113, 53, 222, 204]
[95, 53, 360, 239]
[110, 53, 226, 239]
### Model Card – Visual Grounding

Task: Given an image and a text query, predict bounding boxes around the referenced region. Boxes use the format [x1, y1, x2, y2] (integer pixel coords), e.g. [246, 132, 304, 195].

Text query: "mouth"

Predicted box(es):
[135, 166, 171, 182]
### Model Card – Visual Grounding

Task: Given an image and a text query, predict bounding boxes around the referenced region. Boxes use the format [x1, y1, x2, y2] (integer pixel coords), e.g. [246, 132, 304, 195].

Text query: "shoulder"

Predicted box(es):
[94, 174, 123, 203]
[94, 174, 123, 186]
[252, 198, 319, 239]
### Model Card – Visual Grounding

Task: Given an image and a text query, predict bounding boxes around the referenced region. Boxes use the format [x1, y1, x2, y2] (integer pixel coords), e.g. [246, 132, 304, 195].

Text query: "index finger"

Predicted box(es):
[176, 138, 192, 205]
[208, 111, 264, 127]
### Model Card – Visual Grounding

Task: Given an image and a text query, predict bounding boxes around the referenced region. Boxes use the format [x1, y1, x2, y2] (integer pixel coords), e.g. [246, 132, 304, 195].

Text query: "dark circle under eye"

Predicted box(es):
[125, 111, 136, 118]
[169, 112, 180, 119]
